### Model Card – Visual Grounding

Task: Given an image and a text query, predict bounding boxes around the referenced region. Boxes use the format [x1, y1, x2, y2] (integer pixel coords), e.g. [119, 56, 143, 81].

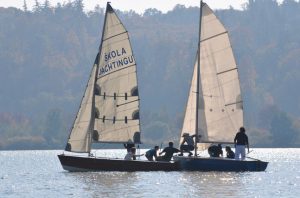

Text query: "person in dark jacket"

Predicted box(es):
[156, 142, 180, 162]
[208, 144, 223, 157]
[145, 146, 159, 161]
[234, 127, 249, 160]
[225, 146, 235, 159]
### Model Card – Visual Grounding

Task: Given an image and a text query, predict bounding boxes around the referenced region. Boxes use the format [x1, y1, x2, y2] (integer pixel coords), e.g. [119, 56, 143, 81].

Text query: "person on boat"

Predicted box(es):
[124, 147, 143, 161]
[234, 127, 249, 160]
[145, 146, 159, 161]
[179, 133, 196, 156]
[124, 143, 136, 160]
[225, 146, 235, 159]
[156, 142, 180, 162]
[208, 144, 223, 157]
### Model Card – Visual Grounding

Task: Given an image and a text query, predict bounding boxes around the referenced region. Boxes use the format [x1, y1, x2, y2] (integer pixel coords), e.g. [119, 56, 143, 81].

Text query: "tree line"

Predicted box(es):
[0, 0, 300, 149]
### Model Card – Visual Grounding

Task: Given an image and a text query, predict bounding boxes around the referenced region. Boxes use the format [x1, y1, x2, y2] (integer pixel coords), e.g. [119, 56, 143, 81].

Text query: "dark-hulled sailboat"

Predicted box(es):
[173, 1, 268, 171]
[58, 3, 179, 172]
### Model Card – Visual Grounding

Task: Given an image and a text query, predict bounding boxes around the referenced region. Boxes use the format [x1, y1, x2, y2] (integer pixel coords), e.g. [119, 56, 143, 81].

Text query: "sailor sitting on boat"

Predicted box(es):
[145, 146, 159, 161]
[124, 147, 143, 161]
[124, 143, 136, 160]
[208, 144, 223, 157]
[156, 142, 180, 161]
[225, 146, 235, 159]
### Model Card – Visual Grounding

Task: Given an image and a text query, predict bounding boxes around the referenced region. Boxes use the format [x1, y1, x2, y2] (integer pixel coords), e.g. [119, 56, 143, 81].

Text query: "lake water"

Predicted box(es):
[0, 149, 299, 198]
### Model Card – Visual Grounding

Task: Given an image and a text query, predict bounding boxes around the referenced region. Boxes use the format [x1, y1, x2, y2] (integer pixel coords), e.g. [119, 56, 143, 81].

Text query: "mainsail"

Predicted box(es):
[66, 3, 141, 153]
[181, 2, 243, 150]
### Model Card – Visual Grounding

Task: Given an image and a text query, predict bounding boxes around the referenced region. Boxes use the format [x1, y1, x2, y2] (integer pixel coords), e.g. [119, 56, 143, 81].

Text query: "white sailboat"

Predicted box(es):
[173, 1, 268, 171]
[58, 3, 179, 171]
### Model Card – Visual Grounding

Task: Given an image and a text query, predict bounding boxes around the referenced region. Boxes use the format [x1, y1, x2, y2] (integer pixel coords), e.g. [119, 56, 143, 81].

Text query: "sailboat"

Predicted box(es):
[173, 1, 268, 171]
[58, 3, 179, 171]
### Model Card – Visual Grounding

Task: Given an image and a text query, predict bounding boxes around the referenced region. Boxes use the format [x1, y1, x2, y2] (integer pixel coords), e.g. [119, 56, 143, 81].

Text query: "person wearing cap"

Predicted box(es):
[156, 142, 180, 161]
[208, 144, 223, 157]
[179, 133, 196, 156]
[234, 127, 249, 160]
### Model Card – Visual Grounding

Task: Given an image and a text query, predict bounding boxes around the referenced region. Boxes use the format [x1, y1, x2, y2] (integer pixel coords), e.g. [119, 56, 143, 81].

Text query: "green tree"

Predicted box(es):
[270, 111, 298, 147]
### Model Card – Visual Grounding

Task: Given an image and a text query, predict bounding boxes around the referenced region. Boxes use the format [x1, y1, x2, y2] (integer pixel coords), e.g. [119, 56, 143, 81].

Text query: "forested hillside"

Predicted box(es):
[1, 0, 300, 149]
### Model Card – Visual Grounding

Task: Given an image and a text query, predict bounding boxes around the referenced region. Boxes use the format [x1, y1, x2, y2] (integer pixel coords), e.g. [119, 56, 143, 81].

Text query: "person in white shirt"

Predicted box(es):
[124, 147, 143, 160]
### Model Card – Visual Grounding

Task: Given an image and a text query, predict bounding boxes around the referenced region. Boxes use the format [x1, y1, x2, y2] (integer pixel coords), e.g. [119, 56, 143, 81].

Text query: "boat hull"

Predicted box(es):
[58, 154, 180, 172]
[173, 156, 268, 172]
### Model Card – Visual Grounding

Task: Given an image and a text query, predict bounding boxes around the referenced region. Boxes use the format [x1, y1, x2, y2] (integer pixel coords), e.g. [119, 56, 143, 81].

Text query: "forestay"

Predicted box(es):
[181, 3, 243, 150]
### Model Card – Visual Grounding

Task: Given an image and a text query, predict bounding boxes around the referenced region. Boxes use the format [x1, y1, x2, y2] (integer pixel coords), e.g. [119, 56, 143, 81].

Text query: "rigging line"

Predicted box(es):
[98, 64, 136, 79]
[117, 99, 139, 107]
[102, 31, 128, 42]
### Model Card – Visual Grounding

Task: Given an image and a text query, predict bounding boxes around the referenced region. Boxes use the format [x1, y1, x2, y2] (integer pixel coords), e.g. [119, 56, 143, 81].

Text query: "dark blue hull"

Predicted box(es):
[173, 156, 268, 172]
[58, 154, 268, 172]
[58, 154, 180, 172]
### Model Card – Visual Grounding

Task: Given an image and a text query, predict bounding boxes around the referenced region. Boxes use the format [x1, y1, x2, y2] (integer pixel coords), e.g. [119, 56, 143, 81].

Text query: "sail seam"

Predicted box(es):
[103, 31, 128, 42]
[200, 31, 227, 43]
[98, 64, 136, 78]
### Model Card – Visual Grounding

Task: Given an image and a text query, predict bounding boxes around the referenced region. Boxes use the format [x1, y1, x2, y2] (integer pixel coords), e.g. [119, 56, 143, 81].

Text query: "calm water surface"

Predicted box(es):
[0, 149, 299, 198]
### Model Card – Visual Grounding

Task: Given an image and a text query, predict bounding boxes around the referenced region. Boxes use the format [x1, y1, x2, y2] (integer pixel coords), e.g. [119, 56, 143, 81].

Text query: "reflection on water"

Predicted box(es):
[0, 149, 299, 198]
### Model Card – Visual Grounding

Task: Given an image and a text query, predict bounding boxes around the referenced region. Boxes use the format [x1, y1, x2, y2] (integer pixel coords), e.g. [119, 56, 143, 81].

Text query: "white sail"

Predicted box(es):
[181, 3, 243, 150]
[93, 4, 141, 143]
[65, 4, 141, 153]
[65, 58, 97, 153]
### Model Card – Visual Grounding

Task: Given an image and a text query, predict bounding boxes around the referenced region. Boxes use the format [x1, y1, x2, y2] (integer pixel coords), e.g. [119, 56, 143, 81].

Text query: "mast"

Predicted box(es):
[87, 2, 110, 154]
[194, 0, 203, 156]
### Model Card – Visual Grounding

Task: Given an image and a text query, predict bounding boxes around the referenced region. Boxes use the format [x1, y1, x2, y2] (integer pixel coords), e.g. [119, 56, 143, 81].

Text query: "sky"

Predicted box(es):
[0, 0, 250, 13]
